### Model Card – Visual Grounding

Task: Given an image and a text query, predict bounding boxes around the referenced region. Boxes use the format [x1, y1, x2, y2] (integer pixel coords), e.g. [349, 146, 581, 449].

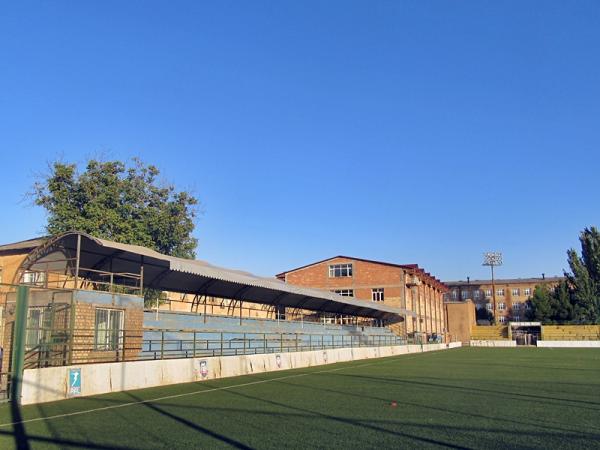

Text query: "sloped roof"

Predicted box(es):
[11, 232, 411, 321]
[444, 277, 565, 287]
[276, 255, 447, 291]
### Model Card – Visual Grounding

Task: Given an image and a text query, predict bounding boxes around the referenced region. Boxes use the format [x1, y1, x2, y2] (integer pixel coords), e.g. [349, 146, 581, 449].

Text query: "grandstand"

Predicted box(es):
[542, 325, 600, 341]
[470, 325, 508, 340]
[141, 311, 402, 359]
[0, 231, 432, 405]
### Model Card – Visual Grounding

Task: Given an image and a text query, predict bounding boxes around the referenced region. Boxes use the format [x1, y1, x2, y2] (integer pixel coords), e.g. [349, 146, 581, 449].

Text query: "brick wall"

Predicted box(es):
[282, 257, 446, 337]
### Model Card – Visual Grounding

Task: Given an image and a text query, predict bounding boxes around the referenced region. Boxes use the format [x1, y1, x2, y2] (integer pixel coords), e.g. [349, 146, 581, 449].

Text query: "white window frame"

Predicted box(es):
[22, 271, 46, 286]
[498, 302, 506, 311]
[498, 316, 507, 324]
[486, 303, 493, 311]
[328, 263, 353, 278]
[333, 289, 354, 297]
[512, 288, 520, 296]
[485, 289, 492, 298]
[497, 289, 505, 296]
[513, 303, 521, 311]
[461, 290, 470, 300]
[524, 288, 531, 296]
[94, 308, 124, 351]
[473, 290, 481, 299]
[371, 288, 384, 302]
[26, 307, 47, 350]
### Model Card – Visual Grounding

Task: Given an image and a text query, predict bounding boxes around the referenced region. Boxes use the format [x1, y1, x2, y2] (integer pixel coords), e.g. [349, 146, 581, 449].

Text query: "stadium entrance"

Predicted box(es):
[510, 322, 541, 346]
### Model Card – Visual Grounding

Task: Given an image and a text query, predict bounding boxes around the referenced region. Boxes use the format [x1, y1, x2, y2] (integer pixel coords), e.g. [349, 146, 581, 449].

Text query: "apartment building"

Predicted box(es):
[444, 276, 564, 323]
[276, 256, 448, 337]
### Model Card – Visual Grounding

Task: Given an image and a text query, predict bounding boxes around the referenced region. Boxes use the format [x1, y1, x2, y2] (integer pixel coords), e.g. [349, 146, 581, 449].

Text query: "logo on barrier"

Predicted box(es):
[68, 368, 81, 396]
[275, 354, 282, 368]
[199, 360, 208, 378]
[323, 352, 328, 363]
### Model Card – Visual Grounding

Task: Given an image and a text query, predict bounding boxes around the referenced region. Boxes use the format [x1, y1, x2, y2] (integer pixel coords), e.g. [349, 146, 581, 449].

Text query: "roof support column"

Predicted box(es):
[74, 234, 81, 290]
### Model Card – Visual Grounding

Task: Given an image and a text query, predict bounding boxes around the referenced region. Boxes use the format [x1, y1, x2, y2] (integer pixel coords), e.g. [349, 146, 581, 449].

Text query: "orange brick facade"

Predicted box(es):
[278, 257, 447, 338]
[444, 277, 564, 324]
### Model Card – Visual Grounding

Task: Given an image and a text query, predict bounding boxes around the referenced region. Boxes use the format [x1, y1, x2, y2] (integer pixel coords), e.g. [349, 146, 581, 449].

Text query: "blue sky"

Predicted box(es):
[1, 1, 599, 281]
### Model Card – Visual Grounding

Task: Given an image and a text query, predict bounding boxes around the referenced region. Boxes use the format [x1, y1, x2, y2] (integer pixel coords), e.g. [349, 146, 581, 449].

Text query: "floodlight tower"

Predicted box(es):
[483, 252, 503, 325]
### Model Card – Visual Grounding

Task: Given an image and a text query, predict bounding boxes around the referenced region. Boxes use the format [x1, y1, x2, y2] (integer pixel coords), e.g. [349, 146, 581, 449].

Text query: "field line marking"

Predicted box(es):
[0, 349, 444, 429]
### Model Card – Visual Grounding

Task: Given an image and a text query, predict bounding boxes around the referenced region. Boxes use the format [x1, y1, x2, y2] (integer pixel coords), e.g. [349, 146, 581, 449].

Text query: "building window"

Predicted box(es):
[524, 302, 531, 310]
[512, 288, 520, 296]
[513, 315, 520, 322]
[328, 263, 353, 278]
[498, 302, 506, 311]
[22, 271, 46, 286]
[513, 303, 521, 311]
[451, 290, 458, 300]
[524, 288, 531, 296]
[473, 290, 481, 299]
[485, 289, 492, 297]
[26, 307, 47, 350]
[497, 289, 505, 296]
[461, 290, 470, 300]
[333, 289, 354, 297]
[498, 316, 507, 324]
[94, 308, 124, 351]
[486, 303, 493, 311]
[372, 288, 384, 302]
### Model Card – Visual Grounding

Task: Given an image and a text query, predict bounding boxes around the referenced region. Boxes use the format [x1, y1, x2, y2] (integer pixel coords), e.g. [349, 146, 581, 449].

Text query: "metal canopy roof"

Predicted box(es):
[18, 232, 411, 321]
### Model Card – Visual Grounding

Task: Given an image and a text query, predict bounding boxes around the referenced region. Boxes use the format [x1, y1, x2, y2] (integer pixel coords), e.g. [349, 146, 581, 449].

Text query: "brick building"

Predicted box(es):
[276, 256, 447, 338]
[444, 276, 564, 323]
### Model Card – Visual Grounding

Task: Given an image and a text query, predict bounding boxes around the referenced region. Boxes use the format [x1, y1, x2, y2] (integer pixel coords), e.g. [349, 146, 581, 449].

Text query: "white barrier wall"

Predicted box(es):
[21, 343, 460, 405]
[470, 340, 516, 347]
[537, 341, 600, 348]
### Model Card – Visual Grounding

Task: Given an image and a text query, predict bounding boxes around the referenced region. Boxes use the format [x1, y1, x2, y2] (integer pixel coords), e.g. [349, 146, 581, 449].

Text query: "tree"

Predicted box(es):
[566, 227, 600, 323]
[475, 307, 494, 324]
[527, 226, 600, 325]
[33, 158, 199, 305]
[526, 285, 554, 323]
[549, 279, 573, 323]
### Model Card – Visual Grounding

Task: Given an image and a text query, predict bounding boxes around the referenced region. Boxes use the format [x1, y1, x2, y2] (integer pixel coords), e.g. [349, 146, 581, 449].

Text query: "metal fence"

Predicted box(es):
[22, 327, 414, 368]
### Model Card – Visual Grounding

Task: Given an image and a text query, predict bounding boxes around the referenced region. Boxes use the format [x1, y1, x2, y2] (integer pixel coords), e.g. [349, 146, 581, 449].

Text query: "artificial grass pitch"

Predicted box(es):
[0, 348, 599, 449]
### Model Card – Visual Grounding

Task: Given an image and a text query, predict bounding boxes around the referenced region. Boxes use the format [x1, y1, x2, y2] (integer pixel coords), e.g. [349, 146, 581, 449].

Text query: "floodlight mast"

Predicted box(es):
[483, 252, 503, 325]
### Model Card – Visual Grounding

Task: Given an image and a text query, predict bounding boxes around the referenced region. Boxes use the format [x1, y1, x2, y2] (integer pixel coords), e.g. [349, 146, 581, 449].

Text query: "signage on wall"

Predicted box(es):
[199, 360, 208, 379]
[275, 354, 282, 368]
[323, 352, 328, 363]
[68, 368, 81, 396]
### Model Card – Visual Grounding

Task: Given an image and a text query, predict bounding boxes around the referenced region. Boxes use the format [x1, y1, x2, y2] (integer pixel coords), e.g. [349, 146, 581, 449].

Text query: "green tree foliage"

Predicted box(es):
[526, 285, 553, 322]
[33, 158, 199, 306]
[527, 226, 600, 324]
[475, 307, 493, 324]
[566, 227, 600, 323]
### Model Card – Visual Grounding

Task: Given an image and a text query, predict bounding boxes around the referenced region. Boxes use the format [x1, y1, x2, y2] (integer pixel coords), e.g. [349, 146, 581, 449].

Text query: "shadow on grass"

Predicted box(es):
[9, 400, 29, 450]
[330, 373, 600, 409]
[203, 382, 471, 450]
[123, 391, 254, 450]
[267, 377, 600, 436]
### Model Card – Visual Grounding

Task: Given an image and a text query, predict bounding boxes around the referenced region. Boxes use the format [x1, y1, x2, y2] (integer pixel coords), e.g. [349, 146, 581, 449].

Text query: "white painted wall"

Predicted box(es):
[21, 343, 460, 405]
[469, 340, 517, 347]
[537, 341, 600, 348]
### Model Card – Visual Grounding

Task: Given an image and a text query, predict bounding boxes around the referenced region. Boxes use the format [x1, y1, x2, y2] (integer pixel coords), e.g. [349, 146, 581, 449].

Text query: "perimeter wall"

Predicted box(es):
[21, 342, 461, 405]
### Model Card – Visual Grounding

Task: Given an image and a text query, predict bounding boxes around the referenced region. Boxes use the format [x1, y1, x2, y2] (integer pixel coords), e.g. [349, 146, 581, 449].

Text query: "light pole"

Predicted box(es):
[483, 252, 502, 325]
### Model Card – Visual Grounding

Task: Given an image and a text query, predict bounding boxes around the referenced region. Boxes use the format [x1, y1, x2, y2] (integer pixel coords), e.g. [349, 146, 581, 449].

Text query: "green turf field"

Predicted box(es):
[0, 347, 599, 449]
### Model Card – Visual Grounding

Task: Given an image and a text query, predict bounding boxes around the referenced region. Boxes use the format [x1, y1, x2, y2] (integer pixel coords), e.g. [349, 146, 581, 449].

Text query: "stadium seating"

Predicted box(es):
[470, 325, 509, 340]
[541, 325, 600, 341]
[141, 311, 401, 359]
